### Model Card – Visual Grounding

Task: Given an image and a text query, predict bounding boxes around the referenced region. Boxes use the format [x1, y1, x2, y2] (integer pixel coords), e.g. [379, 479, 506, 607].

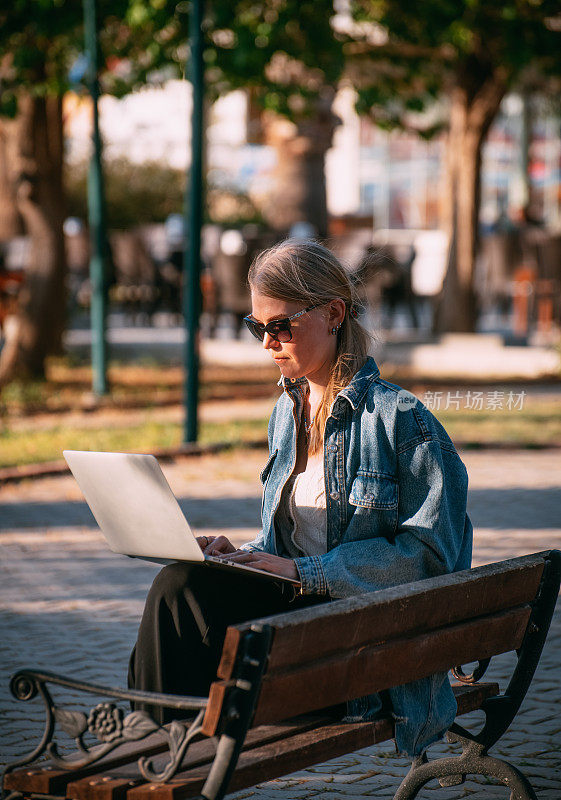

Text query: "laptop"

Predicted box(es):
[63, 450, 300, 586]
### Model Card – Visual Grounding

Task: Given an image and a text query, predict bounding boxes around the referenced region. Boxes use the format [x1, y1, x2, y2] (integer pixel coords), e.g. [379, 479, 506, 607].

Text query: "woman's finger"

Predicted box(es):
[197, 535, 215, 551]
[203, 536, 234, 555]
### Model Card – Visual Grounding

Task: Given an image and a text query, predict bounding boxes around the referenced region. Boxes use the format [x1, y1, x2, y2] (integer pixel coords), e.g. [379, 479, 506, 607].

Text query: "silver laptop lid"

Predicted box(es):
[63, 450, 204, 563]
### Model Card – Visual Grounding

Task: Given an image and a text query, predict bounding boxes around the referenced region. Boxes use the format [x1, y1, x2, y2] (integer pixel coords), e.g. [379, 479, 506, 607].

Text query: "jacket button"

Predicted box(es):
[330, 491, 340, 501]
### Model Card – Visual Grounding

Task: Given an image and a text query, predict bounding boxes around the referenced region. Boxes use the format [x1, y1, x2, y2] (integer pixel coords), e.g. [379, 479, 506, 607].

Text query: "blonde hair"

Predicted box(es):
[248, 239, 372, 454]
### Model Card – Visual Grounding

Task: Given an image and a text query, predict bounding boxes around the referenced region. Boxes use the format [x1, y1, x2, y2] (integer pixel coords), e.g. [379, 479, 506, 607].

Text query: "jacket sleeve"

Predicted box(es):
[294, 439, 473, 598]
[239, 529, 266, 552]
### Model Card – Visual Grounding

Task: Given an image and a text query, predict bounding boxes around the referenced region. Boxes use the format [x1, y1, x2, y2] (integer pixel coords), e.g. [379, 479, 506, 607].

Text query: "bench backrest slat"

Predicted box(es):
[201, 553, 551, 737]
[216, 555, 544, 681]
[250, 606, 529, 726]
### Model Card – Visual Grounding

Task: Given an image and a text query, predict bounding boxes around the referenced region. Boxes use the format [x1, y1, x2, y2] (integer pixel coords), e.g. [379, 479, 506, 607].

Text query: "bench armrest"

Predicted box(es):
[4, 668, 208, 782]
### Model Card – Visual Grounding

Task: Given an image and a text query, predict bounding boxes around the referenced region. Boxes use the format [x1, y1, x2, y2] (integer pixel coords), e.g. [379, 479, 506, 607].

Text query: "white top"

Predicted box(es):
[278, 454, 328, 557]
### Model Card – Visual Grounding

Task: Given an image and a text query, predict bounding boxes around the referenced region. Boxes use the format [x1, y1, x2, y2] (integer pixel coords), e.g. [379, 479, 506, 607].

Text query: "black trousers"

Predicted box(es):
[128, 561, 332, 724]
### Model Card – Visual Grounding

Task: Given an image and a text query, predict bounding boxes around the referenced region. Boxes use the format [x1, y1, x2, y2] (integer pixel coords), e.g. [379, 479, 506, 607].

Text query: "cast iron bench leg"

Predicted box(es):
[394, 734, 538, 800]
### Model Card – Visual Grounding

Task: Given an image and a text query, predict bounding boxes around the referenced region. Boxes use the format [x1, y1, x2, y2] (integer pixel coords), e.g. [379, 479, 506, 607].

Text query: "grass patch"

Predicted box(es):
[0, 361, 280, 415]
[0, 418, 269, 469]
[435, 402, 561, 445]
[1, 403, 560, 470]
[1, 373, 560, 468]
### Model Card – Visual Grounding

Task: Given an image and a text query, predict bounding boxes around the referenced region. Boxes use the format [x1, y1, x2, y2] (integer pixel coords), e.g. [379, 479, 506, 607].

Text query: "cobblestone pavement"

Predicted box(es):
[1, 447, 560, 798]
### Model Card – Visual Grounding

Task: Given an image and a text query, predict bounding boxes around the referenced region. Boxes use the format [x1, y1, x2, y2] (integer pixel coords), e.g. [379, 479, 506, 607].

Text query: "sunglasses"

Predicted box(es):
[243, 303, 323, 343]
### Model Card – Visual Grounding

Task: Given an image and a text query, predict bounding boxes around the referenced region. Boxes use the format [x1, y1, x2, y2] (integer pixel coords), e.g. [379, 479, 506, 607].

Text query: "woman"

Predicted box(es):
[129, 239, 472, 757]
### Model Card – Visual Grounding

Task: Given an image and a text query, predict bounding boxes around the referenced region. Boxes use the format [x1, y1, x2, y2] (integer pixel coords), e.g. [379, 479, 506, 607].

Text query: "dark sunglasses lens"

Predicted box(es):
[268, 322, 291, 342]
[244, 318, 265, 341]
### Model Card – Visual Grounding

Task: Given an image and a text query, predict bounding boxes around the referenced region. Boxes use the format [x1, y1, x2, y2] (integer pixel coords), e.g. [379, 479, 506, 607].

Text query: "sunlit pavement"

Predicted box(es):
[1, 446, 560, 797]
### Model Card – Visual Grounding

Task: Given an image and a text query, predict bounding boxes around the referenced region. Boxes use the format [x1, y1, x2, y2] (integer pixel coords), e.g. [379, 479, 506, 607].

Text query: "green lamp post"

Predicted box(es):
[83, 0, 108, 396]
[183, 0, 205, 443]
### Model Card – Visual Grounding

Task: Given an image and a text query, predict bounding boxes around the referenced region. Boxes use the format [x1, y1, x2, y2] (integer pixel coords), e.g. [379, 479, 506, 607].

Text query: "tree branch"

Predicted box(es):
[343, 39, 457, 62]
[466, 66, 509, 134]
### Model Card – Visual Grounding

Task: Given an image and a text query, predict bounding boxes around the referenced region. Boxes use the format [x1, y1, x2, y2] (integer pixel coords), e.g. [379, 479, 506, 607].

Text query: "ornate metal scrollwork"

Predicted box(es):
[138, 713, 205, 782]
[88, 702, 124, 742]
[3, 669, 209, 785]
[451, 657, 491, 684]
[46, 704, 163, 770]
[10, 674, 38, 703]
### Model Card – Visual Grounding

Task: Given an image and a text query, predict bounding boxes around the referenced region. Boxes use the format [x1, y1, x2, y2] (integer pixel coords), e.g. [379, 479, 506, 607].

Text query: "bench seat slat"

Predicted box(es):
[126, 683, 499, 800]
[12, 684, 498, 800]
[249, 606, 528, 728]
[65, 717, 331, 800]
[218, 557, 544, 680]
[3, 730, 171, 796]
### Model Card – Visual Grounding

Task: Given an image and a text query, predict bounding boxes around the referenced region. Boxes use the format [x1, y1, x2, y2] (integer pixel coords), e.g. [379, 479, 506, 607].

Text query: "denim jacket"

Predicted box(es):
[242, 356, 473, 756]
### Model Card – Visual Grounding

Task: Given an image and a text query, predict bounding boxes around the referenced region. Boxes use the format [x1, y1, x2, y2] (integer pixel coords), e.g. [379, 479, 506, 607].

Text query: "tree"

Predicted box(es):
[0, 0, 343, 384]
[344, 1, 561, 331]
[0, 0, 127, 384]
[111, 1, 344, 235]
[0, 93, 67, 379]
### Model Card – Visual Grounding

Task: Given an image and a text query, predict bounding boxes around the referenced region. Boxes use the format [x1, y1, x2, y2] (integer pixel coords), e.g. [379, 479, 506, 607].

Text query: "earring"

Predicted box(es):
[331, 323, 341, 335]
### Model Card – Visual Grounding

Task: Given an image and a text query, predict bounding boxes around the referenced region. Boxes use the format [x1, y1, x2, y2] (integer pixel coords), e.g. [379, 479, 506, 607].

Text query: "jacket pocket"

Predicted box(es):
[260, 449, 278, 485]
[349, 471, 398, 509]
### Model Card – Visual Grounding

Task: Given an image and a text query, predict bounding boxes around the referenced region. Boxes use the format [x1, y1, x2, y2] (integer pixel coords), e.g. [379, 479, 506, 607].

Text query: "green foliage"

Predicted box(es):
[1, 1, 559, 135]
[65, 157, 185, 228]
[0, 1, 129, 107]
[347, 0, 561, 134]
[206, 187, 263, 227]
[64, 156, 262, 229]
[1, 0, 345, 125]
[102, 0, 345, 119]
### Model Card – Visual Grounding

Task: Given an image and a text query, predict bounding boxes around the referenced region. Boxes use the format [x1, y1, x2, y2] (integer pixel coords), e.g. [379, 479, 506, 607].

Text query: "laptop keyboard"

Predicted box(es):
[207, 555, 240, 567]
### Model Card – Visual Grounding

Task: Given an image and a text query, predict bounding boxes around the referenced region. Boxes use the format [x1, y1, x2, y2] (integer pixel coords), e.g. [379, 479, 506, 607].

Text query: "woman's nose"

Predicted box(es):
[263, 332, 279, 350]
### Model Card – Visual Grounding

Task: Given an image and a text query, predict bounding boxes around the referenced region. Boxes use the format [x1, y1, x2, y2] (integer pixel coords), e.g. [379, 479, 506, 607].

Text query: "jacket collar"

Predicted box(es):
[277, 374, 309, 388]
[277, 356, 380, 410]
[336, 356, 380, 410]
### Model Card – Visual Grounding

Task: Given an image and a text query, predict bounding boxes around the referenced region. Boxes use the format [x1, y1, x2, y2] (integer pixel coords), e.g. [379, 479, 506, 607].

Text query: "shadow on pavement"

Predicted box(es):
[1, 488, 560, 531]
[0, 496, 263, 531]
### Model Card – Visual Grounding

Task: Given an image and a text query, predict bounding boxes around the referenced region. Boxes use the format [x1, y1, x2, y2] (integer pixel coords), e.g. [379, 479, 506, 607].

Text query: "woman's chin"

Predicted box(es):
[274, 358, 299, 377]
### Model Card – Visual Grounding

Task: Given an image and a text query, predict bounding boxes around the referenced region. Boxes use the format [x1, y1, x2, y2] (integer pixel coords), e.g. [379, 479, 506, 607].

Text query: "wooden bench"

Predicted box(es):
[3, 550, 560, 800]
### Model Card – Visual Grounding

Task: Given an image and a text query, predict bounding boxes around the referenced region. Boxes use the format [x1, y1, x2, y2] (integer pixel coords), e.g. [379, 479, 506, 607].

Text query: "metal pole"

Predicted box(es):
[183, 0, 204, 443]
[83, 0, 108, 395]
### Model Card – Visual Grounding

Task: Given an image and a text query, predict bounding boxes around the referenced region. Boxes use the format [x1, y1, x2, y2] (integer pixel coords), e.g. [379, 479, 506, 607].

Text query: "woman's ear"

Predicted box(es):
[328, 298, 346, 327]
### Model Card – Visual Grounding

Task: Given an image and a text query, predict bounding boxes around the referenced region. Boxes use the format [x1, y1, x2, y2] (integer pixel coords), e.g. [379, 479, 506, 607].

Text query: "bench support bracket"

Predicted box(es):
[394, 732, 538, 800]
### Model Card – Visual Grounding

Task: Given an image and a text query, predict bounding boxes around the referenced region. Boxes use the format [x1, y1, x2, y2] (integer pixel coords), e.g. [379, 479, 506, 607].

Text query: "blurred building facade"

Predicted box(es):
[60, 82, 561, 337]
[64, 81, 561, 233]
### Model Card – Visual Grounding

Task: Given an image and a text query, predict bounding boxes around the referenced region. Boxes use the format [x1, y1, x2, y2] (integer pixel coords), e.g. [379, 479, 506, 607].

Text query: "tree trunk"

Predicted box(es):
[260, 94, 339, 238]
[0, 118, 23, 241]
[0, 93, 67, 384]
[434, 70, 507, 333]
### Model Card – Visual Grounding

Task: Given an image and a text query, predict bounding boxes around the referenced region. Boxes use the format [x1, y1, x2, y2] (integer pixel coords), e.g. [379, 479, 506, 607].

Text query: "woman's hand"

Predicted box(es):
[214, 549, 299, 581]
[196, 535, 236, 555]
